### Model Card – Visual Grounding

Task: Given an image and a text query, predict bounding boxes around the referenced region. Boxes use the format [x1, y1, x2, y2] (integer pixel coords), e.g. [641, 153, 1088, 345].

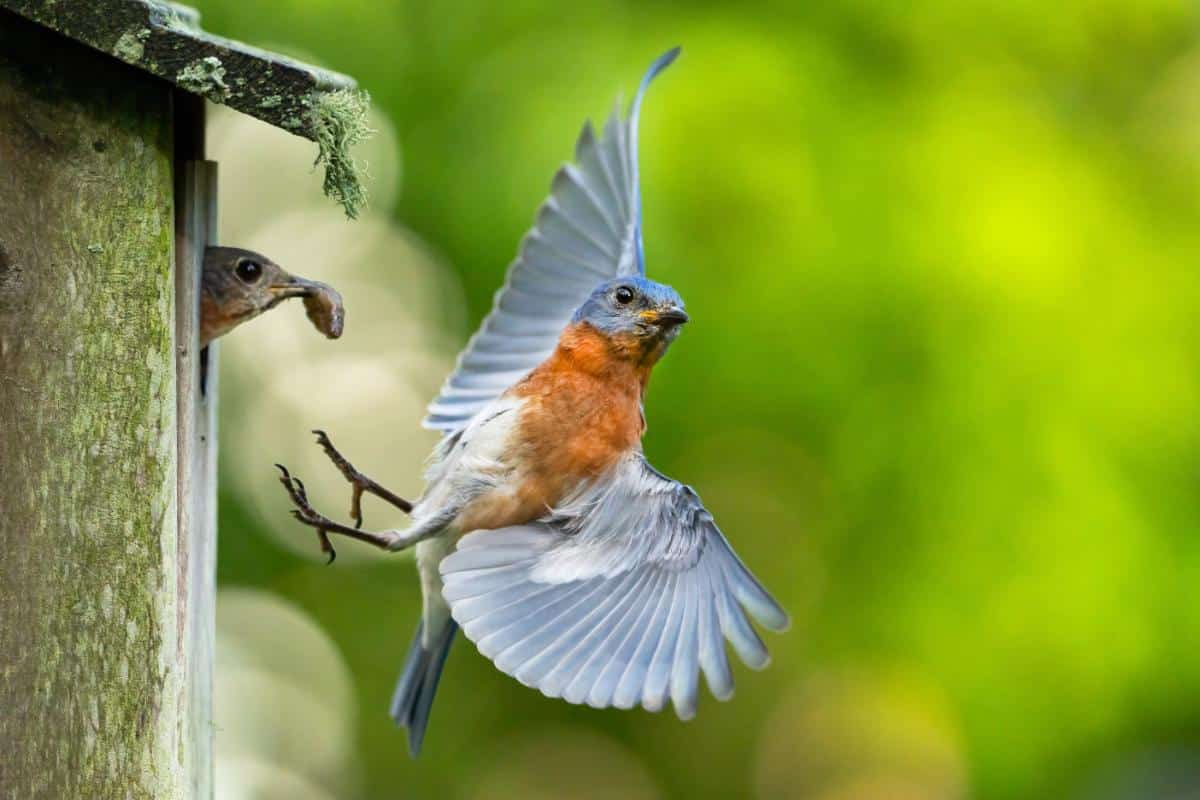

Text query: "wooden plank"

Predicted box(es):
[194, 167, 219, 800]
[174, 139, 219, 795]
[0, 11, 185, 799]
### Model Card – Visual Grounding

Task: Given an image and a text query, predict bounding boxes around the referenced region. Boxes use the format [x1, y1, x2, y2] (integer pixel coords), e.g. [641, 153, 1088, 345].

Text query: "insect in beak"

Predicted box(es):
[289, 275, 345, 339]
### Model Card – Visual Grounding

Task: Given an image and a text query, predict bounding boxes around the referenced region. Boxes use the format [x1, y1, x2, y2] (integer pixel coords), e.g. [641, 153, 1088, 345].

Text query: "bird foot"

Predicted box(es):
[311, 429, 413, 528]
[275, 464, 400, 563]
[276, 464, 339, 562]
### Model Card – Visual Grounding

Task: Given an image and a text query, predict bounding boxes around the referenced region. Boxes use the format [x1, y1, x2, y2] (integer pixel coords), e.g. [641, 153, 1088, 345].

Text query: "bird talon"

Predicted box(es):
[307, 429, 414, 518]
[278, 466, 346, 561]
[319, 531, 337, 564]
[314, 429, 361, 481]
[314, 429, 372, 526]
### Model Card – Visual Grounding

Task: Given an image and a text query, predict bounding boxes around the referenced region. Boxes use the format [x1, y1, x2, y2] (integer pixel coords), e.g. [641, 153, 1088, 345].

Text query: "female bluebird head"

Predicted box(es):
[571, 276, 688, 363]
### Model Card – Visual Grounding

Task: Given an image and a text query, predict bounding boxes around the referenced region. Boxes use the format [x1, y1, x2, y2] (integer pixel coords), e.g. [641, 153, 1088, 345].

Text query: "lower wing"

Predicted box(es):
[437, 453, 788, 719]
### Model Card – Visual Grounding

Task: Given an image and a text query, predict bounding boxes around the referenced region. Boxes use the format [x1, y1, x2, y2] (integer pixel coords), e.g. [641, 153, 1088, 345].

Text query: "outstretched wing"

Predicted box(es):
[423, 48, 680, 432]
[438, 453, 789, 719]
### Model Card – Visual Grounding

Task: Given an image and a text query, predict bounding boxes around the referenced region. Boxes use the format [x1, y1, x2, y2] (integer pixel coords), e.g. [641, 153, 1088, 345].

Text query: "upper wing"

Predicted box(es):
[423, 48, 681, 433]
[438, 453, 789, 719]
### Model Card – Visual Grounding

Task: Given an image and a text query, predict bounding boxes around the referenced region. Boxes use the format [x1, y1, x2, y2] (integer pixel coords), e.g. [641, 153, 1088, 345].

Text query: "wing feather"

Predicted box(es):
[716, 578, 770, 670]
[585, 569, 671, 708]
[541, 569, 656, 700]
[561, 567, 661, 706]
[438, 451, 787, 718]
[555, 165, 621, 238]
[642, 571, 685, 712]
[698, 560, 734, 701]
[509, 579, 617, 691]
[668, 572, 701, 720]
[501, 580, 617, 684]
[600, 107, 632, 221]
[611, 569, 676, 709]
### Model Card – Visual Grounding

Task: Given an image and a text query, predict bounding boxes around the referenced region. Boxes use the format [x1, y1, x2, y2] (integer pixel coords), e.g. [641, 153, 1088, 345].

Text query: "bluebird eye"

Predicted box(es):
[235, 259, 263, 284]
[614, 286, 635, 305]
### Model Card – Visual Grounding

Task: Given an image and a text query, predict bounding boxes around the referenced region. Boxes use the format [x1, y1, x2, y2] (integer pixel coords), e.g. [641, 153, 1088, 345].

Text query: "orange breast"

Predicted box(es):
[453, 322, 655, 533]
[459, 323, 650, 531]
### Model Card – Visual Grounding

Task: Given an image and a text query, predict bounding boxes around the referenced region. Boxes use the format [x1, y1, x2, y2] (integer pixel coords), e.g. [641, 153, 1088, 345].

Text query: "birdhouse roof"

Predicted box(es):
[1, 0, 371, 217]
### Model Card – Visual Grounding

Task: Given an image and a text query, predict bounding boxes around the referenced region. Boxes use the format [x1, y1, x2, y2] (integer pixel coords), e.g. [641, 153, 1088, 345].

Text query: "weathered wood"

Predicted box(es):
[0, 0, 355, 141]
[0, 10, 186, 799]
[193, 337, 218, 800]
[0, 0, 371, 217]
[174, 154, 219, 800]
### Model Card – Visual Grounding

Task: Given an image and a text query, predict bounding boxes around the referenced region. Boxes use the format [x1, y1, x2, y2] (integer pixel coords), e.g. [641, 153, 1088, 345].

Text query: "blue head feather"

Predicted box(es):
[572, 277, 687, 342]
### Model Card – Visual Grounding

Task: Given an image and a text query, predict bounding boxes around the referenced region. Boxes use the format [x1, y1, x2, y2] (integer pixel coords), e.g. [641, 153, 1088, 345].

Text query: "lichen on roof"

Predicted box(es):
[0, 0, 372, 218]
[175, 55, 229, 103]
[311, 89, 372, 220]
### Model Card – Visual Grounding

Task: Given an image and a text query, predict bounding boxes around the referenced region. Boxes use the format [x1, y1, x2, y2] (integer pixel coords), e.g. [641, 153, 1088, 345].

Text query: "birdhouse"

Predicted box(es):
[0, 2, 367, 796]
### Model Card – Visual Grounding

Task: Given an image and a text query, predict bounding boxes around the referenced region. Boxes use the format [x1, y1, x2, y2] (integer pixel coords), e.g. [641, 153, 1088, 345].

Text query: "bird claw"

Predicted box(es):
[312, 429, 370, 528]
[276, 463, 338, 563]
[310, 428, 413, 523]
[273, 439, 410, 558]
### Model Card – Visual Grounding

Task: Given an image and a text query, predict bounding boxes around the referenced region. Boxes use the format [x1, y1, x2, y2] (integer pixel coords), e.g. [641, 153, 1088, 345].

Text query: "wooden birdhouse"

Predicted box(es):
[0, 2, 367, 796]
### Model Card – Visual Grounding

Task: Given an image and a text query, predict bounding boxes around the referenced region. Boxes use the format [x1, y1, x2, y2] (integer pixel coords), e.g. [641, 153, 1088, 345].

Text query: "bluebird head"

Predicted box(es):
[200, 246, 344, 346]
[571, 277, 688, 360]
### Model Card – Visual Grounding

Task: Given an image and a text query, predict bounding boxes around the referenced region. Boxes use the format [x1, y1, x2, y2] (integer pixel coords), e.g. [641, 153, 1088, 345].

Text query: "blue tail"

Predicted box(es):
[390, 618, 458, 757]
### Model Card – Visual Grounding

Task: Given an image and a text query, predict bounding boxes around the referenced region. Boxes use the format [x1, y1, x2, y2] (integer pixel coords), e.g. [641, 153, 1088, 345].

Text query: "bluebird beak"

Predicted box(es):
[653, 305, 689, 327]
[269, 273, 326, 301]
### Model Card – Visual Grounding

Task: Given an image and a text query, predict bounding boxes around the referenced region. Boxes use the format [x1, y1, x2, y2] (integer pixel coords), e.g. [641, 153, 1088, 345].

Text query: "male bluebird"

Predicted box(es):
[276, 47, 788, 756]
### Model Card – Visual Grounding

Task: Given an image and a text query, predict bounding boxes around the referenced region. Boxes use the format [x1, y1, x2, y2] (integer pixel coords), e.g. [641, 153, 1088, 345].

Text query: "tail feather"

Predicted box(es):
[390, 619, 458, 757]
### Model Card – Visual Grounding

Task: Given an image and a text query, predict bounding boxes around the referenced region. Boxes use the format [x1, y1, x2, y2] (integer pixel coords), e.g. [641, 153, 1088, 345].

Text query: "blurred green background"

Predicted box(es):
[189, 1, 1200, 798]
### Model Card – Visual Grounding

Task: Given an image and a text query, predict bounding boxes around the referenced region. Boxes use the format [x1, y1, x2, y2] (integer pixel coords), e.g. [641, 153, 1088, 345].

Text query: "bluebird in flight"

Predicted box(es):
[276, 47, 788, 756]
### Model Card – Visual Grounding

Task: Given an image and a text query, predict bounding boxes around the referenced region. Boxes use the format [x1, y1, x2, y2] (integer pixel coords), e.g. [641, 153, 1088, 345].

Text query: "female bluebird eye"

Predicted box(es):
[235, 258, 263, 284]
[614, 286, 635, 305]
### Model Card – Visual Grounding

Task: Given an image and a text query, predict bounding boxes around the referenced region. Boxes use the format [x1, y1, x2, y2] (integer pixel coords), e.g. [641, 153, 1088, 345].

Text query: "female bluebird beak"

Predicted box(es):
[267, 273, 326, 303]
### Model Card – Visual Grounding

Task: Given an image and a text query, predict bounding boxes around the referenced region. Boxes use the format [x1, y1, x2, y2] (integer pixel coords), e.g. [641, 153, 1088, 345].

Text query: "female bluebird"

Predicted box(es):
[200, 246, 343, 346]
[276, 47, 788, 756]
